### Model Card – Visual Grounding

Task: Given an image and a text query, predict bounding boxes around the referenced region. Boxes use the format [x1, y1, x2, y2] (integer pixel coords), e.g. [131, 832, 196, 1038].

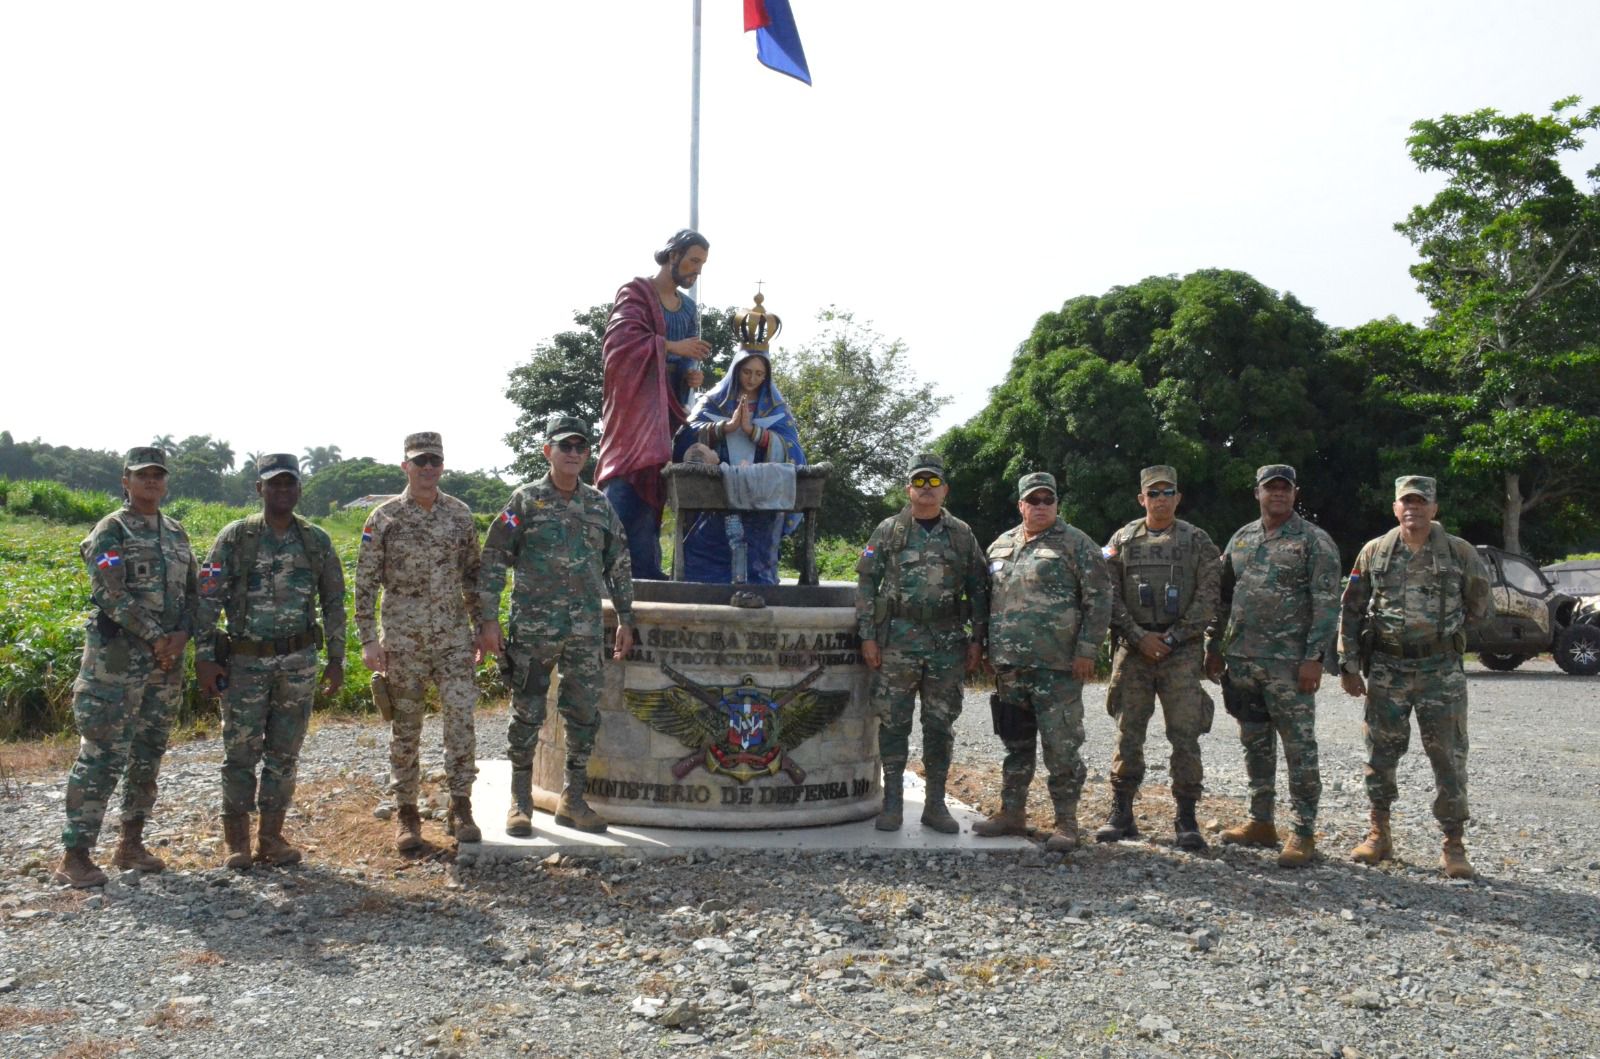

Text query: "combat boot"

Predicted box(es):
[1174, 797, 1206, 851]
[1441, 828, 1474, 880]
[1350, 809, 1393, 865]
[875, 770, 904, 831]
[1044, 806, 1079, 852]
[1278, 831, 1315, 868]
[222, 814, 253, 870]
[919, 771, 960, 835]
[554, 769, 607, 833]
[255, 810, 302, 866]
[973, 775, 1030, 837]
[110, 816, 166, 873]
[506, 768, 534, 837]
[1095, 788, 1139, 843]
[53, 846, 107, 889]
[1220, 818, 1280, 848]
[448, 795, 482, 845]
[395, 803, 424, 852]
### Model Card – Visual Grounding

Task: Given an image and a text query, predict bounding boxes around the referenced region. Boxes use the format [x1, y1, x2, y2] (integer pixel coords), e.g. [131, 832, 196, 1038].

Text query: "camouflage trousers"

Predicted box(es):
[1226, 656, 1321, 837]
[871, 644, 964, 778]
[1106, 641, 1214, 799]
[220, 647, 317, 816]
[386, 639, 479, 801]
[993, 666, 1087, 813]
[62, 630, 181, 849]
[1364, 654, 1469, 828]
[505, 632, 604, 773]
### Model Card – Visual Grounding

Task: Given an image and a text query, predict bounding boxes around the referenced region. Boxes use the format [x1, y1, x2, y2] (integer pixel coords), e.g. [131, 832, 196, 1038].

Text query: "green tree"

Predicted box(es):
[776, 310, 948, 539]
[298, 457, 404, 514]
[300, 445, 344, 476]
[504, 304, 740, 480]
[1397, 97, 1600, 554]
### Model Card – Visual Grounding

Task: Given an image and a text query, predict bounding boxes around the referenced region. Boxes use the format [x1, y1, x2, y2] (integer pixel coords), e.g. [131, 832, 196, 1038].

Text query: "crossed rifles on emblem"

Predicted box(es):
[623, 661, 850, 785]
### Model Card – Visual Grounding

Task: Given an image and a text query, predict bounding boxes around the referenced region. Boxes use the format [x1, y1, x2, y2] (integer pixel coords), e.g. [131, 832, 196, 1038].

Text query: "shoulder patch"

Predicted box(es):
[361, 523, 374, 543]
[861, 545, 876, 559]
[94, 550, 122, 569]
[1102, 542, 1118, 560]
[499, 508, 521, 528]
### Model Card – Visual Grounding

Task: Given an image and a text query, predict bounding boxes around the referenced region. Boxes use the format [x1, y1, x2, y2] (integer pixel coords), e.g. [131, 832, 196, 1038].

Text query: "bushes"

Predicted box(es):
[0, 478, 119, 523]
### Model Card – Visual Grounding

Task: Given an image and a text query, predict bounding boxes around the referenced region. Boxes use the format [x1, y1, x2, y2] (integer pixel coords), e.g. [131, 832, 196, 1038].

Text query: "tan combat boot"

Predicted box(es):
[1441, 828, 1474, 880]
[222, 814, 253, 870]
[110, 817, 166, 873]
[506, 768, 534, 837]
[973, 776, 1030, 838]
[1350, 809, 1393, 865]
[554, 769, 607, 833]
[1278, 832, 1316, 868]
[1221, 818, 1280, 848]
[395, 804, 424, 852]
[920, 770, 959, 835]
[255, 810, 303, 866]
[448, 795, 482, 845]
[1043, 807, 1079, 852]
[53, 846, 107, 889]
[875, 770, 904, 832]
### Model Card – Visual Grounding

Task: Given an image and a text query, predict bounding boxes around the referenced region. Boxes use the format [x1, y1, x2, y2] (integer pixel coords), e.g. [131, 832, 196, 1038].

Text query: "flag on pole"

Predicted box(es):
[744, 0, 811, 85]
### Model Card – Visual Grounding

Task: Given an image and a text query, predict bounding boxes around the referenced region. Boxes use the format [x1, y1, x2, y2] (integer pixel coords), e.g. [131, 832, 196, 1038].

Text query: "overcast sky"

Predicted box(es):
[4, 1, 1598, 476]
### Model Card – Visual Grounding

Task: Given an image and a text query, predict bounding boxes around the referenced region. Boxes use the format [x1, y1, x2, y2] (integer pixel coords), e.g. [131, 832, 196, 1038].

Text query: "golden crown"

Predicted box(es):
[734, 292, 782, 352]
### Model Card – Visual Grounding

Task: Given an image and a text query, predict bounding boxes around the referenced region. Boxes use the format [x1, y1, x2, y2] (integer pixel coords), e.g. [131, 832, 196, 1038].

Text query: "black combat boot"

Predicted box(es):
[875, 770, 904, 831]
[1095, 788, 1139, 843]
[1174, 796, 1206, 850]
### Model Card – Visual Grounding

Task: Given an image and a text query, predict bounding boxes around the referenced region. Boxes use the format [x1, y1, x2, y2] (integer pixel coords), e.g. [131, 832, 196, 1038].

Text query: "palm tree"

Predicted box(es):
[151, 434, 176, 454]
[210, 438, 235, 472]
[300, 445, 343, 476]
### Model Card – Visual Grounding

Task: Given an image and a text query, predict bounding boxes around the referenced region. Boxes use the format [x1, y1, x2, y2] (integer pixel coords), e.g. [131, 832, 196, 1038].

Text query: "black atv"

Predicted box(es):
[1468, 546, 1600, 675]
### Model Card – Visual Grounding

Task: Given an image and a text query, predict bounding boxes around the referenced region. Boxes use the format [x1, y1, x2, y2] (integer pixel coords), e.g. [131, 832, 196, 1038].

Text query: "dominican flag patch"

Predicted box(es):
[1347, 569, 1361, 580]
[95, 550, 122, 569]
[499, 508, 521, 529]
[199, 561, 224, 596]
[860, 545, 875, 559]
[1102, 543, 1118, 559]
[361, 525, 374, 543]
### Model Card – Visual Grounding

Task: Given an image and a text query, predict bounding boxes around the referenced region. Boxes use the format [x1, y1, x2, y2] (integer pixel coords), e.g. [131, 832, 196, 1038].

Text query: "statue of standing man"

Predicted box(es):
[597, 229, 711, 580]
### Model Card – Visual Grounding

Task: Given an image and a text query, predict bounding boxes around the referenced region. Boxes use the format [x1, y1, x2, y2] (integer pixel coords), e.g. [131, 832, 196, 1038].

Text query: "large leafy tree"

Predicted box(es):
[775, 310, 947, 539]
[504, 304, 739, 481]
[1397, 97, 1600, 554]
[940, 271, 1352, 550]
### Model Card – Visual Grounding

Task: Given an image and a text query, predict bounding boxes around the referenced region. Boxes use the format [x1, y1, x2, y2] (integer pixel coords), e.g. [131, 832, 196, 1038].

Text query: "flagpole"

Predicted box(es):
[689, 0, 701, 234]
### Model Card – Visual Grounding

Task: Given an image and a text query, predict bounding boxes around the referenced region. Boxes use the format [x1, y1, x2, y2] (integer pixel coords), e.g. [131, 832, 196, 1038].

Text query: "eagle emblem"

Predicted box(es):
[624, 662, 850, 784]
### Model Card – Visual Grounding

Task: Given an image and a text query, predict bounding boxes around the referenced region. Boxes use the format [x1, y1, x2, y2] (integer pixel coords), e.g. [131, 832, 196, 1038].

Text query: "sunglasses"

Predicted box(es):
[1145, 487, 1177, 498]
[556, 438, 590, 453]
[909, 475, 944, 489]
[408, 455, 443, 468]
[1022, 493, 1057, 506]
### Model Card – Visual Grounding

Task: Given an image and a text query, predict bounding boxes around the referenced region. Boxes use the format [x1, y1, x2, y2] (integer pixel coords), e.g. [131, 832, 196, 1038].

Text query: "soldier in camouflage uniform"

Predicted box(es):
[55, 447, 198, 888]
[1338, 475, 1491, 879]
[195, 454, 346, 869]
[355, 432, 489, 852]
[1096, 465, 1221, 850]
[479, 414, 636, 835]
[1205, 464, 1340, 868]
[974, 472, 1112, 852]
[855, 453, 989, 834]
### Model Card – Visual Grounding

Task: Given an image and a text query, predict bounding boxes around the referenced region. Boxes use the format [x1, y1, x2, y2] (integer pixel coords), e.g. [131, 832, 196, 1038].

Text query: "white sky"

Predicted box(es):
[4, 1, 1598, 476]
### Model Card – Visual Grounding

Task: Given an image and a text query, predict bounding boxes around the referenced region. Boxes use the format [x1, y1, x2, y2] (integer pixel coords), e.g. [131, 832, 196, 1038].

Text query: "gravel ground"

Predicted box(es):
[4, 660, 1599, 1059]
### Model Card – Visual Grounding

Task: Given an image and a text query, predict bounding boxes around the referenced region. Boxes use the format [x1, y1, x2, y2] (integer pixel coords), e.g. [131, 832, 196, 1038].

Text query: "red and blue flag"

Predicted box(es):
[361, 525, 374, 544]
[744, 0, 811, 85]
[499, 508, 521, 529]
[95, 550, 122, 569]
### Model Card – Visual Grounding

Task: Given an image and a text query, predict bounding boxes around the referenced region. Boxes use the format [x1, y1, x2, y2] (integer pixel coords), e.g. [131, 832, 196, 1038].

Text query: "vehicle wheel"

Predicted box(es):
[1555, 624, 1600, 676]
[1477, 652, 1527, 672]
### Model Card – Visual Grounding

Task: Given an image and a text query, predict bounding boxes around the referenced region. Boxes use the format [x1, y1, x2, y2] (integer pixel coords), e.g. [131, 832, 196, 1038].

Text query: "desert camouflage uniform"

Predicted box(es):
[196, 516, 346, 817]
[855, 507, 989, 776]
[986, 519, 1113, 815]
[1208, 513, 1340, 837]
[1339, 524, 1490, 828]
[62, 506, 197, 849]
[355, 489, 484, 801]
[1103, 517, 1221, 798]
[479, 475, 635, 773]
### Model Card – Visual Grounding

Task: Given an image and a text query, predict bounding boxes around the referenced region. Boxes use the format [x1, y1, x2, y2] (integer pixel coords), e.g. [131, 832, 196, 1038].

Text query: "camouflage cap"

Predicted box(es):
[909, 452, 945, 479]
[1394, 475, 1437, 502]
[1140, 465, 1178, 490]
[404, 432, 444, 459]
[545, 413, 590, 443]
[124, 447, 167, 472]
[1255, 463, 1297, 486]
[1017, 471, 1057, 499]
[257, 453, 302, 481]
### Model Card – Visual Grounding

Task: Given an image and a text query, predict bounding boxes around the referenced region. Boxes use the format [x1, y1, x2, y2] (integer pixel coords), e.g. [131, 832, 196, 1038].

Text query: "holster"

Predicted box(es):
[371, 673, 394, 722]
[95, 610, 121, 640]
[1357, 626, 1375, 677]
[213, 631, 232, 667]
[1220, 669, 1269, 724]
[497, 648, 526, 693]
[989, 692, 1038, 742]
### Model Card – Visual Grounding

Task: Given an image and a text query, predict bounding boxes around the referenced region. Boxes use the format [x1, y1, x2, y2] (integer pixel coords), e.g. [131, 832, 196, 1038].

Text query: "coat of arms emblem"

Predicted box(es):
[624, 662, 849, 783]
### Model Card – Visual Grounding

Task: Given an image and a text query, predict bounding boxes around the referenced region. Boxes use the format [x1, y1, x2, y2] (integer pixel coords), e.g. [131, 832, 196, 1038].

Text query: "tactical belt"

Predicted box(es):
[891, 601, 961, 624]
[228, 629, 318, 657]
[1372, 637, 1453, 659]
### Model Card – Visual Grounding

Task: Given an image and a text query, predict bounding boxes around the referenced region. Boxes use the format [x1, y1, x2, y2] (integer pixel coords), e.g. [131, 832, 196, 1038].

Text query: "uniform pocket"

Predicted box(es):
[72, 678, 128, 744]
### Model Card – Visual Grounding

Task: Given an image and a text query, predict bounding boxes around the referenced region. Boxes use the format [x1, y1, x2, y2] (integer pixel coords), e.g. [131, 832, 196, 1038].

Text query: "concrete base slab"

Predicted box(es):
[459, 760, 1034, 862]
